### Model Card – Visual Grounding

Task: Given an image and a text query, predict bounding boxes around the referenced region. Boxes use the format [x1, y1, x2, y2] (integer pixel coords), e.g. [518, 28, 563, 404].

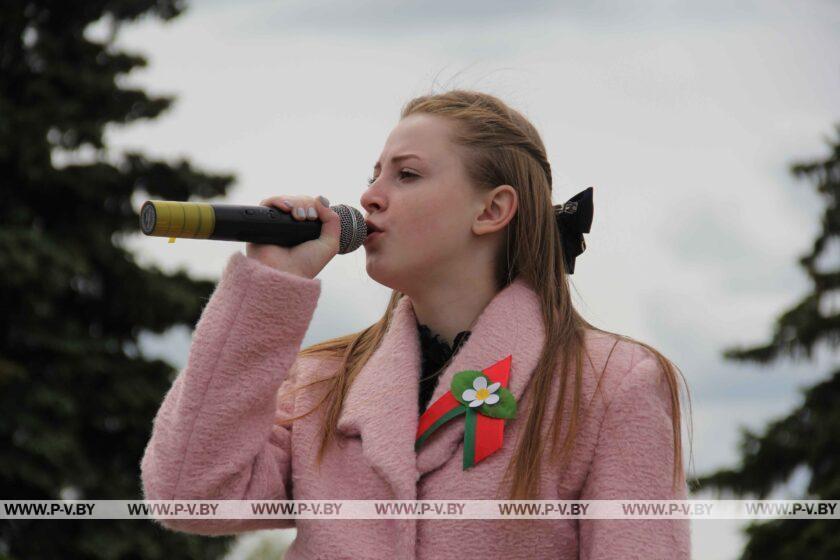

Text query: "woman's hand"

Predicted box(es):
[245, 195, 341, 279]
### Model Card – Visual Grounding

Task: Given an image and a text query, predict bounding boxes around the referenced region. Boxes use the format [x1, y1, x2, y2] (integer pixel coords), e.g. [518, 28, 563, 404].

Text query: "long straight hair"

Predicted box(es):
[280, 89, 693, 500]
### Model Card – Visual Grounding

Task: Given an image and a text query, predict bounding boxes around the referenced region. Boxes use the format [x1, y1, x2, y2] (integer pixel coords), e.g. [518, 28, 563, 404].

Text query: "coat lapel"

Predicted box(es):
[335, 275, 546, 495]
[334, 292, 422, 502]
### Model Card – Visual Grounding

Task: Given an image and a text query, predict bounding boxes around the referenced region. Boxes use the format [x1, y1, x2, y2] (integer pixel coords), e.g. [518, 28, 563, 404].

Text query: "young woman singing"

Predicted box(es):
[141, 89, 692, 559]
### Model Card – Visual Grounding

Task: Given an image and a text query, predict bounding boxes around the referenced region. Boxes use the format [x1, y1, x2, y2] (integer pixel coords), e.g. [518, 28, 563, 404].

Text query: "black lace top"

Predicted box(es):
[417, 320, 471, 415]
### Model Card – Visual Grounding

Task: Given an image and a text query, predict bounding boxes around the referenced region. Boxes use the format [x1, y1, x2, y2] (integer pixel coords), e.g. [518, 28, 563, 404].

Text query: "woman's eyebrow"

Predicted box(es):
[373, 153, 422, 170]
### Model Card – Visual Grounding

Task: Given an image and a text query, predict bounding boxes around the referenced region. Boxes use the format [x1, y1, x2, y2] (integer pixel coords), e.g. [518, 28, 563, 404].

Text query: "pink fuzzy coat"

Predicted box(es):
[140, 251, 691, 559]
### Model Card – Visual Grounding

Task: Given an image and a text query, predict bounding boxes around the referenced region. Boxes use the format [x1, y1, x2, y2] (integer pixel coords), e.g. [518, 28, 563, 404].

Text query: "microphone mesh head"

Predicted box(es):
[332, 204, 368, 254]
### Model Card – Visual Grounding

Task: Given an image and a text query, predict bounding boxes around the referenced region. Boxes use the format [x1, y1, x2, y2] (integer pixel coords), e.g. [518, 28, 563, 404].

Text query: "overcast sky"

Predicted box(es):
[79, 1, 840, 557]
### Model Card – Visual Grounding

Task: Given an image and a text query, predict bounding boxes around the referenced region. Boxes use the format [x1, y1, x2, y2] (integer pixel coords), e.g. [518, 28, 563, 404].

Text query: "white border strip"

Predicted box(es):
[2, 500, 839, 520]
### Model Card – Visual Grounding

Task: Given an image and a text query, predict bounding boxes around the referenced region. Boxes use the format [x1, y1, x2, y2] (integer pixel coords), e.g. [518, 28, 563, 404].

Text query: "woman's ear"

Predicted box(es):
[473, 185, 517, 236]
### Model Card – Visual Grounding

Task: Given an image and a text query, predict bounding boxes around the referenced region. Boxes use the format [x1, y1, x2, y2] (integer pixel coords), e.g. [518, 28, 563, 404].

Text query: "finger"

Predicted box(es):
[312, 195, 340, 252]
[290, 196, 315, 221]
[263, 197, 308, 222]
[294, 196, 318, 221]
[260, 196, 293, 211]
[305, 200, 320, 220]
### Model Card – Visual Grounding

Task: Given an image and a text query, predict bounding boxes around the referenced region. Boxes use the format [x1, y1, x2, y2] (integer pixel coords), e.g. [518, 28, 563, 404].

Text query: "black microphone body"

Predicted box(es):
[139, 200, 368, 254]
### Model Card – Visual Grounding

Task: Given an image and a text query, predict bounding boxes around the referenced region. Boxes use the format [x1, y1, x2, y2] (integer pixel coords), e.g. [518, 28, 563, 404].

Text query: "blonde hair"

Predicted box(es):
[282, 89, 693, 499]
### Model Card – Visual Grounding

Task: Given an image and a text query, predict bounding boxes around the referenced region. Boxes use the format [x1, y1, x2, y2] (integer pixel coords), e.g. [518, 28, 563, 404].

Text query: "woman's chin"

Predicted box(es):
[364, 256, 384, 279]
[365, 258, 400, 288]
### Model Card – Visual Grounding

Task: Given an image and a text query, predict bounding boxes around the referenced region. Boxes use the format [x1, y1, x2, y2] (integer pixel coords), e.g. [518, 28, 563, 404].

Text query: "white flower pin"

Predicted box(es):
[461, 375, 501, 408]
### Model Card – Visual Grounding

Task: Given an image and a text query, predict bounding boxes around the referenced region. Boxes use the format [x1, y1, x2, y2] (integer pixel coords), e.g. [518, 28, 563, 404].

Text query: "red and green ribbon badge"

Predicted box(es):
[415, 355, 516, 470]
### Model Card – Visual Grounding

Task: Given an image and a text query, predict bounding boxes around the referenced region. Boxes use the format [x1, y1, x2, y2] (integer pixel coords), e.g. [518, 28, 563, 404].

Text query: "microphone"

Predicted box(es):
[139, 200, 368, 254]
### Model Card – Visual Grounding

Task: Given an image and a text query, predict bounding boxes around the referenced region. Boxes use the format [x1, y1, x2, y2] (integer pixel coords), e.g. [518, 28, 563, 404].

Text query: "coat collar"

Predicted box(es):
[335, 276, 546, 501]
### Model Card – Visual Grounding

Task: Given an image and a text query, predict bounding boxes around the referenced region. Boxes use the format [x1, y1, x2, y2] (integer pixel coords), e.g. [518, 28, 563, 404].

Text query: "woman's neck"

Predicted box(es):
[409, 276, 498, 347]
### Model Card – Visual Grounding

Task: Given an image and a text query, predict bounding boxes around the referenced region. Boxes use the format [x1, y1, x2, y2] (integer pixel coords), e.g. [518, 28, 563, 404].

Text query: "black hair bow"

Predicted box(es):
[554, 186, 594, 274]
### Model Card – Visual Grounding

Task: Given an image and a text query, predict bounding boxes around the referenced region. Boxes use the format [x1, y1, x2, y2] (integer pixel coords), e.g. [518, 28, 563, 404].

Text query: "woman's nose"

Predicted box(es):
[361, 184, 386, 214]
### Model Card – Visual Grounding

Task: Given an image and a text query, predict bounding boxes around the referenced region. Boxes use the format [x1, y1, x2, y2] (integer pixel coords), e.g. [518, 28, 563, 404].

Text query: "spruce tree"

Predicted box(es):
[696, 124, 840, 558]
[1, 1, 238, 557]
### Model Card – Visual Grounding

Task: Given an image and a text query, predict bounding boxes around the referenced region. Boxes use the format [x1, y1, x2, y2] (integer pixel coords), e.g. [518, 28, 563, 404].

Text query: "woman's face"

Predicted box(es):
[360, 113, 486, 292]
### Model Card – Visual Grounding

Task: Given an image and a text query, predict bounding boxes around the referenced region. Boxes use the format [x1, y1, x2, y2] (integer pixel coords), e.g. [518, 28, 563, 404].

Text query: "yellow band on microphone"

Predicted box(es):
[145, 201, 215, 239]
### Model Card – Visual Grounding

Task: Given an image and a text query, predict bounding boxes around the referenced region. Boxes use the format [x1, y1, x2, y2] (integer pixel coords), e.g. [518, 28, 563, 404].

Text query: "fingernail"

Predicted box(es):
[283, 199, 291, 207]
[295, 207, 305, 218]
[318, 195, 330, 208]
[307, 206, 317, 219]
